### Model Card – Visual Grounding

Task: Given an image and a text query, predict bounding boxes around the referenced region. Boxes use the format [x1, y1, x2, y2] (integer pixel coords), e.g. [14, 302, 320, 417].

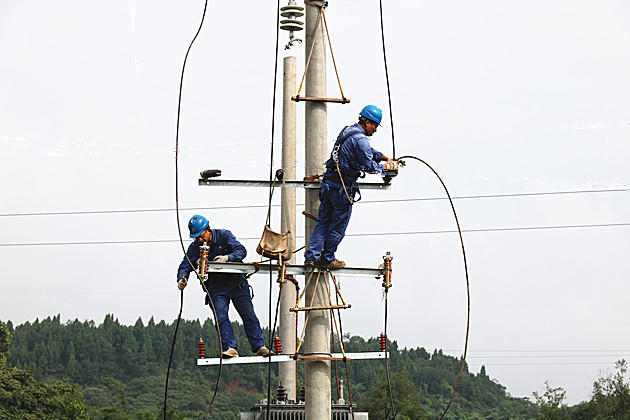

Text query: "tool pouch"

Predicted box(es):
[256, 169, 293, 261]
[256, 225, 293, 260]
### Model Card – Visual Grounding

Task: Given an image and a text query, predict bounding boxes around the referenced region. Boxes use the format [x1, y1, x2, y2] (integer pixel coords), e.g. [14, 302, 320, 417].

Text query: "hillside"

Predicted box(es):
[3, 315, 537, 419]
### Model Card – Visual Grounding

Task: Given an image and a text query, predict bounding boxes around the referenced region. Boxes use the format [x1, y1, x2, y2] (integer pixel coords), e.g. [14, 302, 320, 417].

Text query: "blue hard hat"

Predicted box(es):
[188, 214, 210, 238]
[359, 105, 383, 126]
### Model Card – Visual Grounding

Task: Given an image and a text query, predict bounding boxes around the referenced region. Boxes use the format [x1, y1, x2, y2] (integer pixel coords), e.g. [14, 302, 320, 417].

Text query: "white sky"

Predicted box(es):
[1, 0, 629, 406]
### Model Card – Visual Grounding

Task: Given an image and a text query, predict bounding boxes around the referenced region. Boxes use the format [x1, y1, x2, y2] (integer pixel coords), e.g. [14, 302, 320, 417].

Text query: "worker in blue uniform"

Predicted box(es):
[177, 214, 270, 358]
[304, 105, 401, 268]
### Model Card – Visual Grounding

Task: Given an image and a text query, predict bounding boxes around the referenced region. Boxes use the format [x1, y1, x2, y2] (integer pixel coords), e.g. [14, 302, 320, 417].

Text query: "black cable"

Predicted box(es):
[168, 0, 225, 418]
[383, 291, 396, 420]
[163, 291, 184, 419]
[397, 155, 471, 420]
[378, 0, 396, 159]
[265, 1, 282, 418]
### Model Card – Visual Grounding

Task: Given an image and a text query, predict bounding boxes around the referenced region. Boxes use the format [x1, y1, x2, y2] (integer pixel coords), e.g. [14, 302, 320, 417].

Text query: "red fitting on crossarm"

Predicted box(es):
[274, 337, 282, 354]
[198, 338, 205, 359]
[379, 333, 387, 351]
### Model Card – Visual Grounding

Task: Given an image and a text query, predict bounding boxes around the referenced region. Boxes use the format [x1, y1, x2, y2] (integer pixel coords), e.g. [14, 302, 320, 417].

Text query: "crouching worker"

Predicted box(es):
[176, 214, 271, 358]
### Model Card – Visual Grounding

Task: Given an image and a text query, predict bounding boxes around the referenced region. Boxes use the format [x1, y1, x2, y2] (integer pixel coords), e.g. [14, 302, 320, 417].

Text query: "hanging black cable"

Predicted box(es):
[383, 292, 396, 420]
[397, 155, 471, 420]
[163, 291, 184, 419]
[265, 1, 283, 418]
[167, 0, 225, 418]
[378, 0, 396, 159]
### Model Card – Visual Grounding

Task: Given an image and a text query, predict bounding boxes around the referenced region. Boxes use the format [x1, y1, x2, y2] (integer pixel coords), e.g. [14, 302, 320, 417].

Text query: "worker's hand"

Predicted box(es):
[177, 278, 188, 291]
[396, 159, 405, 167]
[213, 255, 229, 263]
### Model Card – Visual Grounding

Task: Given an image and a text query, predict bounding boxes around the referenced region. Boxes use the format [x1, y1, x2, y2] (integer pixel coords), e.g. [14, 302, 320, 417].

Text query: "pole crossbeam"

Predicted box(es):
[197, 352, 389, 366]
[198, 178, 391, 190]
[203, 262, 384, 277]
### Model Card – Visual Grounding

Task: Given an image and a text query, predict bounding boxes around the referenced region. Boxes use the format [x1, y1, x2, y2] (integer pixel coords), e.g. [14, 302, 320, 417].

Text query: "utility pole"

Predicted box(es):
[303, 1, 330, 419]
[279, 55, 297, 402]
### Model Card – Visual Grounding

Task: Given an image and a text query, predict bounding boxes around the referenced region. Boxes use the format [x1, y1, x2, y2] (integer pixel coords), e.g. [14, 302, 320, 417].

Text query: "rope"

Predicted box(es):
[378, 0, 396, 159]
[295, 2, 347, 102]
[168, 1, 224, 419]
[397, 155, 471, 420]
[332, 278, 355, 420]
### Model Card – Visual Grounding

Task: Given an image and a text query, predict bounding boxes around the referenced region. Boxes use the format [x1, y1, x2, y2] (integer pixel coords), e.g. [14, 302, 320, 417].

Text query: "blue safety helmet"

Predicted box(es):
[188, 214, 210, 238]
[359, 105, 383, 126]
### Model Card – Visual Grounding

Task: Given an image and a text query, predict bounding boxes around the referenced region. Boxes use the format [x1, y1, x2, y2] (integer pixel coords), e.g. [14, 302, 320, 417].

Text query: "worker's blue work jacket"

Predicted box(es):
[324, 123, 384, 186]
[176, 229, 247, 287]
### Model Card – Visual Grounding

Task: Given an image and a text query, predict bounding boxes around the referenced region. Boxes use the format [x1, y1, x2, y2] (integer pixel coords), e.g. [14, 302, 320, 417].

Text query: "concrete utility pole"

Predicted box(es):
[303, 2, 330, 419]
[279, 56, 297, 403]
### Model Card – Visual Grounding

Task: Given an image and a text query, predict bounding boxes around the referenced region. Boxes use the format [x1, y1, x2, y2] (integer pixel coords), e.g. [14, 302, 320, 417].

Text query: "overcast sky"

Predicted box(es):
[1, 0, 629, 406]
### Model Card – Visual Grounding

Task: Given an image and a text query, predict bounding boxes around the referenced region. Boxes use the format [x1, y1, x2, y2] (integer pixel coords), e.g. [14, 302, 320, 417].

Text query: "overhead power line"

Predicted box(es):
[0, 221, 628, 247]
[0, 188, 627, 218]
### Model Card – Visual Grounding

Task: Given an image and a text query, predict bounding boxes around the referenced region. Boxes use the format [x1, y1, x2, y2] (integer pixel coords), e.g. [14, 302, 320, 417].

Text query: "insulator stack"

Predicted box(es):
[274, 337, 282, 354]
[274, 383, 288, 403]
[298, 385, 306, 403]
[279, 0, 304, 50]
[198, 338, 205, 359]
[379, 333, 387, 351]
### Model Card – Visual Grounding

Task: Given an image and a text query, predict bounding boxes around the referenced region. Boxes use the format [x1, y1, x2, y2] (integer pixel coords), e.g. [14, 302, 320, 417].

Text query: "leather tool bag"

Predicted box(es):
[256, 170, 293, 261]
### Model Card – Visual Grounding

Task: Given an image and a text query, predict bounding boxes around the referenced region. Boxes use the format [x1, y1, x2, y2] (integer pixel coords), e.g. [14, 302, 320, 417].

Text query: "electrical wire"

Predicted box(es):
[397, 155, 470, 420]
[265, 1, 283, 418]
[1, 188, 626, 218]
[163, 291, 184, 419]
[166, 1, 225, 419]
[3, 221, 628, 247]
[378, 0, 396, 160]
[383, 291, 396, 420]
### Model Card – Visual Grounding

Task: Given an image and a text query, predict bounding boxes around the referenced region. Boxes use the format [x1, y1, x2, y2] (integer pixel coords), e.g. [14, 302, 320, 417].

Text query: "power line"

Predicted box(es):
[0, 188, 626, 217]
[0, 221, 628, 247]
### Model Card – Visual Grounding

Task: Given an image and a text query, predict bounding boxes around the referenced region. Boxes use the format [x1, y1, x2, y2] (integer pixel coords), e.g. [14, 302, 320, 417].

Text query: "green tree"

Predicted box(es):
[533, 381, 570, 419]
[358, 371, 427, 420]
[589, 359, 630, 419]
[0, 321, 11, 369]
[0, 369, 87, 419]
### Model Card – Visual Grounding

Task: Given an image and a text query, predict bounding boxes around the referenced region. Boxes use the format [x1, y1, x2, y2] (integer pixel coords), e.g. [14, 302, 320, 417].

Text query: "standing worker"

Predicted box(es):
[177, 215, 271, 358]
[304, 105, 402, 268]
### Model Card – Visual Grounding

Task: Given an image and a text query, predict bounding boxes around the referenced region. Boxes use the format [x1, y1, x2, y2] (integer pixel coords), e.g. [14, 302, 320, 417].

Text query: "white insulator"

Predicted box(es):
[280, 19, 304, 32]
[280, 6, 304, 18]
[280, 2, 304, 32]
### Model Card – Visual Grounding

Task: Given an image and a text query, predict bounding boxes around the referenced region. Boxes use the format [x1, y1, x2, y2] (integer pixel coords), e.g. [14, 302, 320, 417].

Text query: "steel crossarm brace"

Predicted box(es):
[204, 261, 383, 277]
[196, 351, 388, 366]
[198, 178, 391, 190]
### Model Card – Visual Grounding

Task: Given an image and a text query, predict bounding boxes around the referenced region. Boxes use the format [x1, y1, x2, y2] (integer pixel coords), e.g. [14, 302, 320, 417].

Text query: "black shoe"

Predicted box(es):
[304, 259, 315, 267]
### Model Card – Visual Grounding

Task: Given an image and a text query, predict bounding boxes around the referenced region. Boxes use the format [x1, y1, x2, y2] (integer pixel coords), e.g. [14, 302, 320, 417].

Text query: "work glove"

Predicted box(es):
[213, 255, 229, 263]
[177, 278, 188, 291]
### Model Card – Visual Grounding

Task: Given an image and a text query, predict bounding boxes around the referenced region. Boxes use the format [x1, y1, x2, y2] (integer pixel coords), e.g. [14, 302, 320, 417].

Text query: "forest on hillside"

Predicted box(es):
[1, 317, 628, 419]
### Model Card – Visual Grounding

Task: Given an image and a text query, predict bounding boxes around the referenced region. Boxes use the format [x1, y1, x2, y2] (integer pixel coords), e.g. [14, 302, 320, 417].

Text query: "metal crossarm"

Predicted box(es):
[198, 178, 391, 190]
[203, 261, 384, 277]
[196, 351, 388, 366]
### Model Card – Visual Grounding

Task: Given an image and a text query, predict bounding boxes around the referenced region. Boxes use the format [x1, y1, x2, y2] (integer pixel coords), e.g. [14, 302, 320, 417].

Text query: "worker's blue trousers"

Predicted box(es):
[304, 181, 353, 264]
[207, 280, 265, 353]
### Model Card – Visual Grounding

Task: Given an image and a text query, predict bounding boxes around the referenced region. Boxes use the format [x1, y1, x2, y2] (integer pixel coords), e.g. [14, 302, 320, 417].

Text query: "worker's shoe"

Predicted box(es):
[304, 259, 315, 267]
[256, 346, 273, 357]
[325, 259, 346, 268]
[221, 348, 239, 358]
